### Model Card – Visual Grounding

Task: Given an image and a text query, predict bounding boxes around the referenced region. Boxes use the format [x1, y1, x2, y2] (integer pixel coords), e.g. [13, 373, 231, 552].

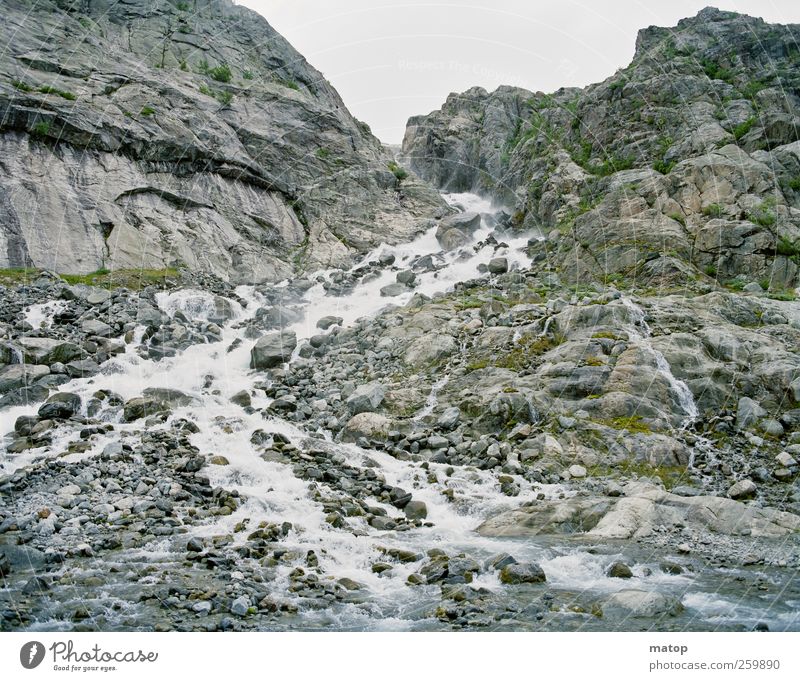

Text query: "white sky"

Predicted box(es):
[236, 0, 800, 143]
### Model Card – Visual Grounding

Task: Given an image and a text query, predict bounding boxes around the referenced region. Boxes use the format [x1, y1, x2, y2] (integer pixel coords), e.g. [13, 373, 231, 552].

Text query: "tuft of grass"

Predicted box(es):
[278, 78, 300, 91]
[748, 201, 776, 227]
[12, 79, 33, 92]
[243, 70, 254, 80]
[776, 236, 800, 257]
[0, 267, 41, 285]
[140, 105, 155, 116]
[668, 212, 686, 227]
[38, 85, 76, 100]
[703, 264, 717, 276]
[31, 121, 51, 138]
[702, 204, 722, 218]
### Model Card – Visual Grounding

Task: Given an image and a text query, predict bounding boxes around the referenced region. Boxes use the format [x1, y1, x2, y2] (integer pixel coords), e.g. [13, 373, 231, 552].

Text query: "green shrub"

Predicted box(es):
[703, 264, 717, 276]
[733, 116, 756, 140]
[702, 204, 722, 218]
[653, 158, 675, 174]
[776, 236, 800, 257]
[209, 64, 232, 83]
[748, 201, 776, 227]
[199, 84, 212, 97]
[668, 212, 686, 227]
[31, 121, 51, 138]
[215, 90, 233, 106]
[387, 161, 408, 181]
[140, 105, 155, 116]
[279, 78, 299, 91]
[787, 176, 800, 191]
[701, 58, 734, 83]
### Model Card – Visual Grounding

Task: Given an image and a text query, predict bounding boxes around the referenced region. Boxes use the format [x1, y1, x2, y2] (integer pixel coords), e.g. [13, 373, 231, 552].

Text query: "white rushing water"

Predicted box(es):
[2, 192, 784, 630]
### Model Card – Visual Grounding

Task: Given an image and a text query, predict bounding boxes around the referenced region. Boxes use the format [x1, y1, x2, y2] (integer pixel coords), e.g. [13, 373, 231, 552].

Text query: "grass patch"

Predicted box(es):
[702, 203, 722, 218]
[12, 79, 33, 92]
[38, 85, 76, 100]
[595, 415, 653, 434]
[0, 267, 41, 285]
[59, 267, 181, 290]
[748, 200, 776, 227]
[31, 121, 51, 138]
[776, 236, 800, 257]
[208, 64, 232, 83]
[140, 105, 155, 116]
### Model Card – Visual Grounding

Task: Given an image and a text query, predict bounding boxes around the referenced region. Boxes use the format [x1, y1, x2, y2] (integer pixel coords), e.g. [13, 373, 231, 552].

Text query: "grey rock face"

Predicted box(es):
[250, 331, 297, 369]
[0, 0, 446, 282]
[403, 8, 800, 290]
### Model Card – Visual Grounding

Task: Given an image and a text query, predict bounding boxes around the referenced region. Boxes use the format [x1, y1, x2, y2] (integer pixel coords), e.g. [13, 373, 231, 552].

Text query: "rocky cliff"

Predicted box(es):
[0, 0, 446, 282]
[402, 7, 800, 292]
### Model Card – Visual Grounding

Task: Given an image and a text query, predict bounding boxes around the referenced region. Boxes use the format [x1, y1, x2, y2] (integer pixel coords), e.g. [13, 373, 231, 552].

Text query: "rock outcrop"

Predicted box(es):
[0, 0, 447, 281]
[402, 7, 800, 291]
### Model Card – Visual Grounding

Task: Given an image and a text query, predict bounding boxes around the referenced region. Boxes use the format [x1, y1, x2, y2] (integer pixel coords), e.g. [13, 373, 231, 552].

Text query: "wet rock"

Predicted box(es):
[606, 561, 634, 578]
[437, 406, 461, 430]
[737, 397, 767, 431]
[123, 396, 170, 422]
[230, 390, 251, 407]
[499, 562, 546, 584]
[230, 595, 250, 617]
[396, 270, 416, 285]
[317, 316, 343, 330]
[37, 392, 81, 419]
[602, 590, 683, 617]
[250, 331, 297, 369]
[380, 283, 407, 297]
[0, 364, 50, 392]
[404, 500, 428, 520]
[82, 319, 114, 337]
[488, 257, 508, 274]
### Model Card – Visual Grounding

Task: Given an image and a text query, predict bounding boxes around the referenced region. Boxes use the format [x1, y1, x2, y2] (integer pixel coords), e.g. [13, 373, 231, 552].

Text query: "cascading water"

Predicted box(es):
[1, 194, 796, 632]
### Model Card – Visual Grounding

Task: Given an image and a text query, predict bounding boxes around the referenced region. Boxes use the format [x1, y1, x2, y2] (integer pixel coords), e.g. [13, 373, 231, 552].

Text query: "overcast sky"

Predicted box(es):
[237, 0, 800, 143]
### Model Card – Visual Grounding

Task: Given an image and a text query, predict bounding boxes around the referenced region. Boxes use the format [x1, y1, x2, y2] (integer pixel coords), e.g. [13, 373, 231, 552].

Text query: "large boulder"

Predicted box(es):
[602, 590, 683, 618]
[38, 392, 81, 419]
[0, 364, 50, 392]
[435, 212, 482, 250]
[250, 331, 297, 369]
[346, 382, 386, 414]
[403, 334, 456, 367]
[341, 412, 392, 442]
[17, 337, 83, 365]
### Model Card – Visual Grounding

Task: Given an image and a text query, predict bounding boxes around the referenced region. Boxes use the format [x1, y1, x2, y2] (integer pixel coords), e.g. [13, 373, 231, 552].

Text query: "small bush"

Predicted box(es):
[387, 161, 408, 181]
[668, 212, 686, 227]
[140, 105, 155, 116]
[653, 158, 675, 174]
[733, 116, 756, 140]
[279, 78, 300, 91]
[215, 90, 233, 107]
[702, 204, 722, 218]
[209, 64, 232, 83]
[31, 121, 51, 138]
[316, 148, 331, 160]
[749, 201, 776, 227]
[704, 264, 717, 276]
[787, 176, 800, 191]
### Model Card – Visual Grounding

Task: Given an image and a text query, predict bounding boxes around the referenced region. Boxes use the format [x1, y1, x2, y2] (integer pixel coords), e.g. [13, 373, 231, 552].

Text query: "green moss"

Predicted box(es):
[591, 331, 620, 340]
[595, 415, 653, 434]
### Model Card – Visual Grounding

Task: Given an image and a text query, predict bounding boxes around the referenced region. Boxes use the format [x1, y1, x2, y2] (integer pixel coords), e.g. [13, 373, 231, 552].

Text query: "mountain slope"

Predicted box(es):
[402, 7, 800, 293]
[0, 0, 446, 282]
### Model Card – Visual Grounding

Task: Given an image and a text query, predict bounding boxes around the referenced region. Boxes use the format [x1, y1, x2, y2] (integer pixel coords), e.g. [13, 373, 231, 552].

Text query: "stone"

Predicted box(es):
[187, 538, 204, 552]
[123, 396, 170, 422]
[380, 283, 407, 297]
[606, 561, 633, 578]
[17, 337, 83, 365]
[230, 596, 250, 617]
[230, 390, 252, 407]
[0, 364, 50, 392]
[728, 479, 757, 500]
[341, 412, 392, 442]
[250, 331, 297, 369]
[437, 407, 461, 430]
[346, 382, 386, 414]
[568, 464, 587, 478]
[488, 257, 508, 274]
[37, 392, 81, 419]
[776, 452, 797, 468]
[396, 269, 416, 285]
[736, 397, 767, 431]
[602, 590, 683, 617]
[403, 334, 456, 367]
[404, 500, 428, 520]
[81, 319, 114, 337]
[316, 316, 343, 330]
[499, 562, 546, 584]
